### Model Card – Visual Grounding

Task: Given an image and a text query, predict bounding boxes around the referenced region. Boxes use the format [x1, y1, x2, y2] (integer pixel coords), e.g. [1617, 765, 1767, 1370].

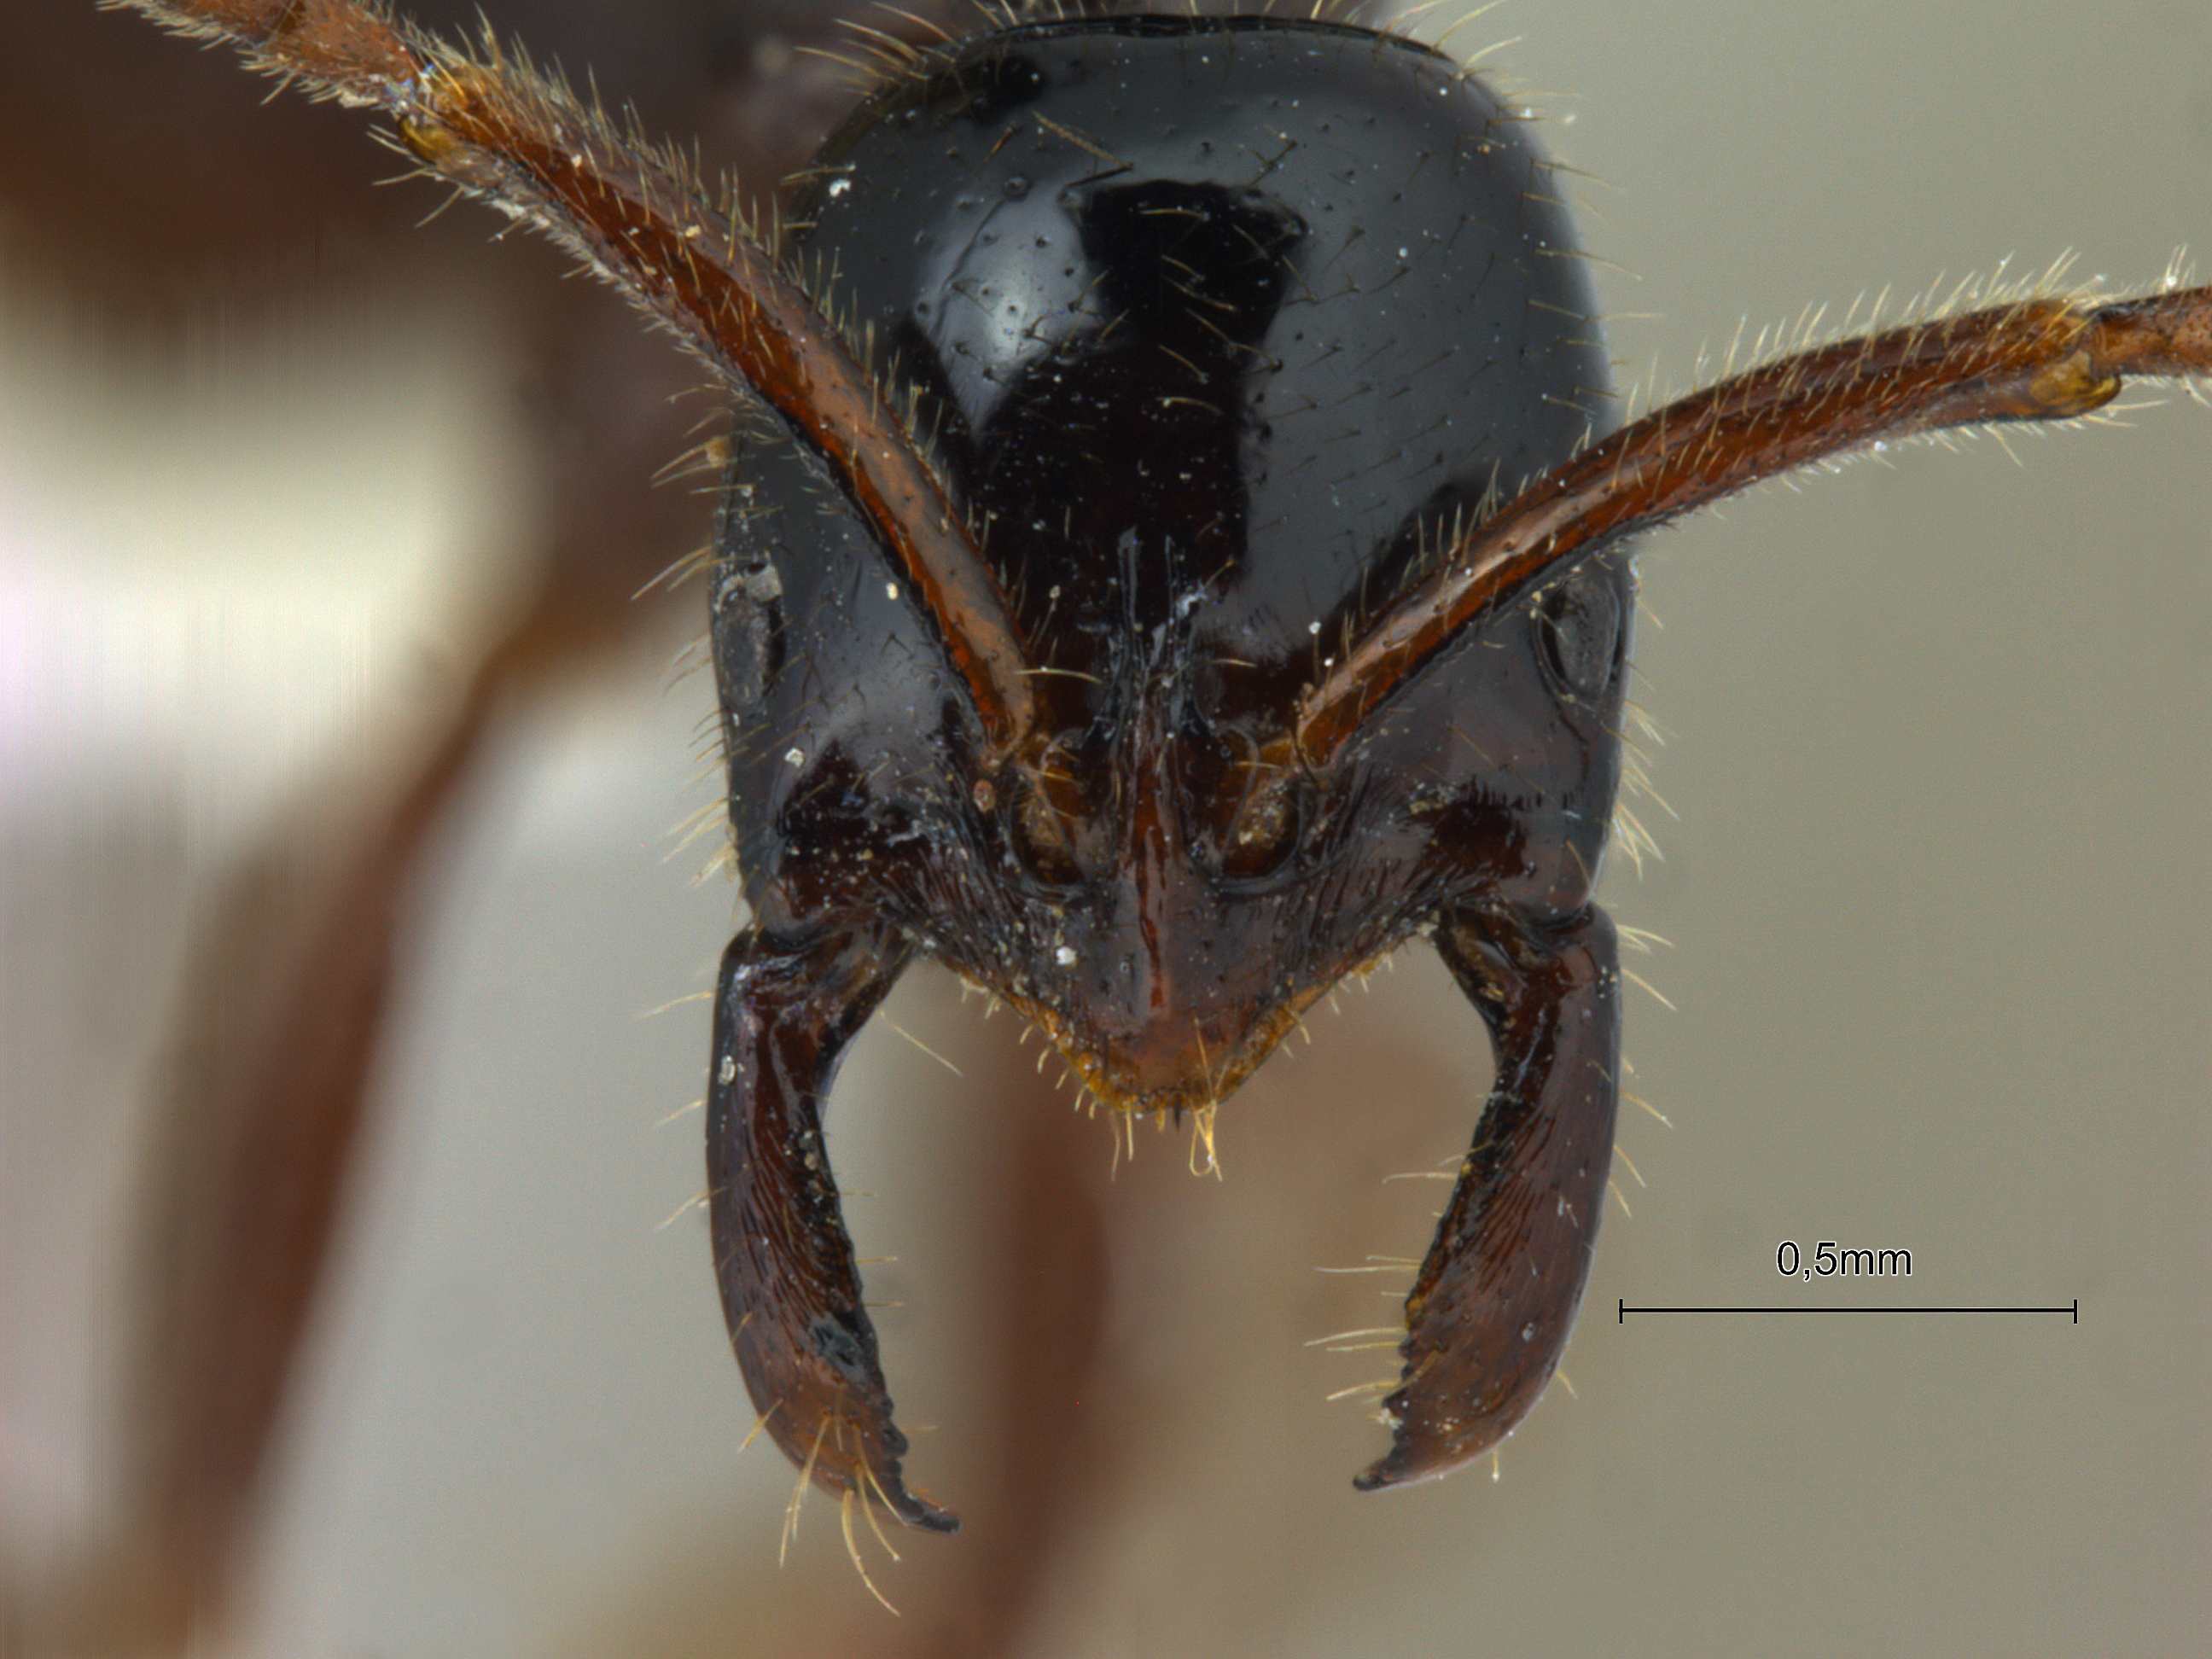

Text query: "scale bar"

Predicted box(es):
[1620, 1299, 2077, 1323]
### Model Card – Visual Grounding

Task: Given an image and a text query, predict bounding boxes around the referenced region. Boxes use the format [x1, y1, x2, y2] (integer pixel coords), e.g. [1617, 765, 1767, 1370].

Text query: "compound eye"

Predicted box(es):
[1005, 765, 1086, 891]
[1217, 766, 1307, 885]
[1534, 565, 1623, 703]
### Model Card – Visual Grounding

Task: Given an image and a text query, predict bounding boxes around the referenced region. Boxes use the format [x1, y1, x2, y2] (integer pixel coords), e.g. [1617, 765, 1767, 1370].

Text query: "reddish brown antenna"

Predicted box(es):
[1295, 282, 2212, 765]
[119, 0, 1040, 760]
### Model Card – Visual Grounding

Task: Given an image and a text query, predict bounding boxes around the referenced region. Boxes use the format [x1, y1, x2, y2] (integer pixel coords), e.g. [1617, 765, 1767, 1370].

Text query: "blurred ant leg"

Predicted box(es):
[121, 644, 493, 1632]
[109, 571, 620, 1639]
[1358, 905, 1620, 1491]
[113, 0, 1039, 757]
[708, 927, 959, 1534]
[1299, 282, 2212, 762]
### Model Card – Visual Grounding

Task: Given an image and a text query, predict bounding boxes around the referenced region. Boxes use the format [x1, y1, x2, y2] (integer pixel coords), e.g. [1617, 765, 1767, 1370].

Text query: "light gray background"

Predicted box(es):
[5, 1, 2206, 1653]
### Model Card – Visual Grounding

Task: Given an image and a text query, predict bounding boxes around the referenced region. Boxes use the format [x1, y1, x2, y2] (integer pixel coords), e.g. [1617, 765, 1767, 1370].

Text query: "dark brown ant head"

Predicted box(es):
[714, 14, 1627, 1115]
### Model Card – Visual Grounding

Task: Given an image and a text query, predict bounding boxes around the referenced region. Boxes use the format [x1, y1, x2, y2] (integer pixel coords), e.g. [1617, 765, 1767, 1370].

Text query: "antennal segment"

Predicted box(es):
[1295, 282, 2212, 765]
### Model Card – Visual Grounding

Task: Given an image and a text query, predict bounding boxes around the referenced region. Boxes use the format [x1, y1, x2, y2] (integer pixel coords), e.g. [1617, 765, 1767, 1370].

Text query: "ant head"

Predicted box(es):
[710, 9, 1632, 1109]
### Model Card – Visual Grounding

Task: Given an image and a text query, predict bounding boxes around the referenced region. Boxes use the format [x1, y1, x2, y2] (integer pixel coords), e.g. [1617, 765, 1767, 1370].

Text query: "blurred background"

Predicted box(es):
[3, 1, 2206, 1653]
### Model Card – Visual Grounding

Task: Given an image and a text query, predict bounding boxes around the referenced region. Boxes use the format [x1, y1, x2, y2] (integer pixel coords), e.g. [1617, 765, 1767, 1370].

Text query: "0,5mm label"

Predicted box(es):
[1775, 1240, 1914, 1280]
